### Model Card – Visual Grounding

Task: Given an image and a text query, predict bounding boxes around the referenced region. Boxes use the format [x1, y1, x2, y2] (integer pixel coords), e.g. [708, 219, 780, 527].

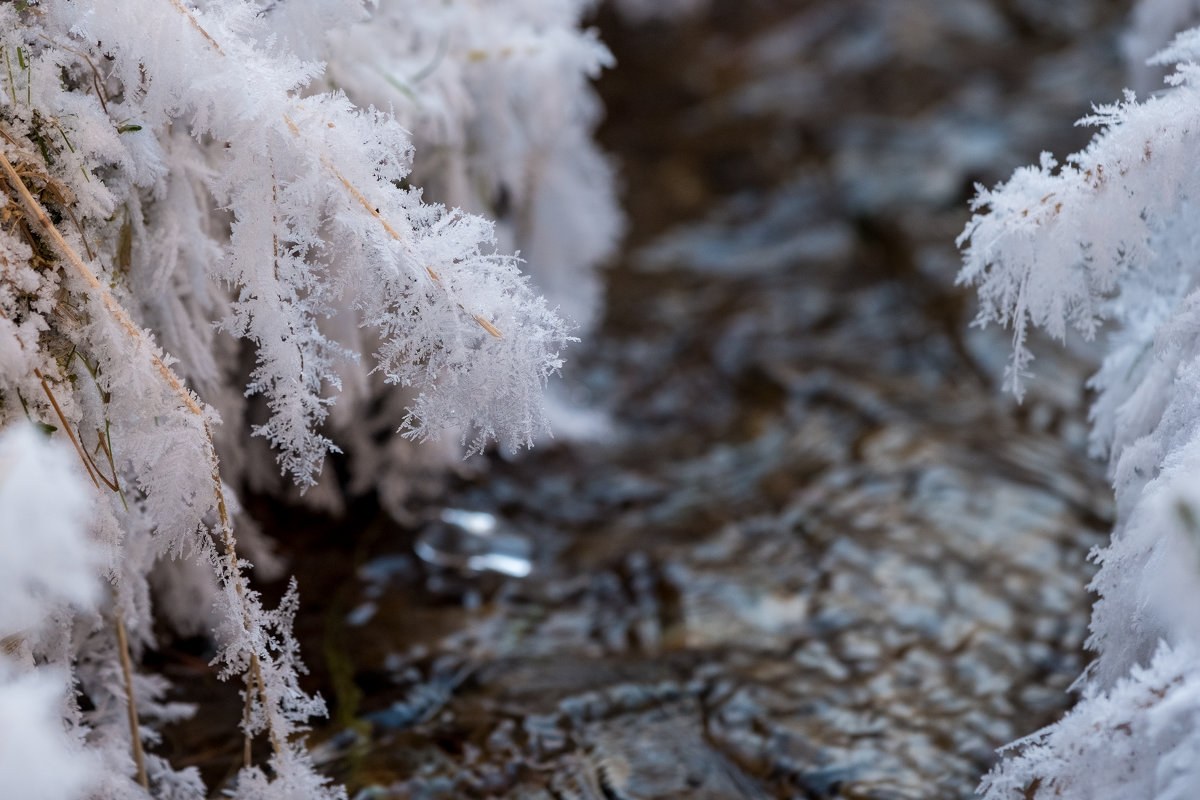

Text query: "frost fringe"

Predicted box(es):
[0, 0, 612, 797]
[960, 18, 1200, 799]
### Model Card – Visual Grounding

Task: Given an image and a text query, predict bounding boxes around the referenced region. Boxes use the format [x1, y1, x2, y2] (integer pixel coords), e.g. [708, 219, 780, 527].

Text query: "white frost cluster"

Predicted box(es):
[316, 0, 622, 332]
[0, 668, 100, 800]
[0, 429, 100, 800]
[959, 23, 1200, 799]
[0, 426, 102, 639]
[266, 0, 623, 509]
[0, 1, 613, 797]
[1124, 0, 1200, 94]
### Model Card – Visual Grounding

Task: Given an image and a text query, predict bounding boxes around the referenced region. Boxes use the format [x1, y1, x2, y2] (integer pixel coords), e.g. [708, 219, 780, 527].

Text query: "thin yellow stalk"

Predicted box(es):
[165, 0, 225, 56]
[0, 153, 199, 410]
[473, 314, 504, 339]
[0, 300, 102, 489]
[251, 653, 284, 757]
[0, 309, 142, 780]
[114, 614, 149, 790]
[0, 149, 283, 761]
[32, 368, 102, 489]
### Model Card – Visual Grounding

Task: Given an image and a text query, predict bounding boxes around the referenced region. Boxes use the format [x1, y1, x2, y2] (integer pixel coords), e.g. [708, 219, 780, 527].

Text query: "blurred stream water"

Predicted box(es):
[169, 2, 1134, 798]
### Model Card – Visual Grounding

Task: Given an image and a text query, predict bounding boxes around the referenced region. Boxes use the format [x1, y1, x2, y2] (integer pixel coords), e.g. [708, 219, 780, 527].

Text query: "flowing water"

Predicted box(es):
[168, 2, 1133, 797]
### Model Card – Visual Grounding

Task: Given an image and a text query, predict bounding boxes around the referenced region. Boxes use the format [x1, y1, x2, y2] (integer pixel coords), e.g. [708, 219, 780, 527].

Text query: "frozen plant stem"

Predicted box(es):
[33, 367, 101, 490]
[0, 0, 612, 790]
[242, 668, 254, 768]
[166, 0, 224, 56]
[0, 303, 101, 489]
[0, 305, 145, 783]
[0, 148, 283, 761]
[114, 613, 149, 789]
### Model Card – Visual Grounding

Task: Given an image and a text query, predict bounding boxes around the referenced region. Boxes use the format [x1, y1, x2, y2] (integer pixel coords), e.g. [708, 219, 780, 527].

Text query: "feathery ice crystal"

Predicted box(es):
[0, 1, 614, 797]
[960, 18, 1200, 799]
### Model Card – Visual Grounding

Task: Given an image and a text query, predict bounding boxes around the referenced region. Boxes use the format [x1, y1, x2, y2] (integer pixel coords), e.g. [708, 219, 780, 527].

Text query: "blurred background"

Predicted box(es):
[169, 2, 1138, 797]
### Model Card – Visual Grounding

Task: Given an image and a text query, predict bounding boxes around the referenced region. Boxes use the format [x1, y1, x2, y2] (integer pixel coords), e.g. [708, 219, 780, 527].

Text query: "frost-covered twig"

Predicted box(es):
[1, 139, 323, 792]
[959, 23, 1200, 800]
[0, 0, 613, 796]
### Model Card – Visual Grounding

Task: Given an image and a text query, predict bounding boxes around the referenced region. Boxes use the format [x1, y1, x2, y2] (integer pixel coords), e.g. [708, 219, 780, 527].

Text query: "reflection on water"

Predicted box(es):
[414, 510, 534, 579]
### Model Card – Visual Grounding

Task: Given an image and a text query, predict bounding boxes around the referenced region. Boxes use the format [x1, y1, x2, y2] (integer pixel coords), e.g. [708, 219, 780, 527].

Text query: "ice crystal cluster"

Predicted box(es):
[959, 12, 1200, 799]
[0, 1, 615, 797]
[1124, 0, 1200, 94]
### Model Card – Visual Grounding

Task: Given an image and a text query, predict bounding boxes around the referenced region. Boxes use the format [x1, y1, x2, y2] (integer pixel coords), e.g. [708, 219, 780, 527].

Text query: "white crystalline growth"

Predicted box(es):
[0, 428, 101, 800]
[0, 668, 99, 800]
[0, 425, 102, 640]
[959, 22, 1200, 800]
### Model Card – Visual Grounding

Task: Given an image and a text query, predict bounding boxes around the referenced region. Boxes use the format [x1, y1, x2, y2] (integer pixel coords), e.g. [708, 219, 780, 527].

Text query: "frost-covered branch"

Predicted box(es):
[960, 23, 1200, 800]
[0, 0, 614, 796]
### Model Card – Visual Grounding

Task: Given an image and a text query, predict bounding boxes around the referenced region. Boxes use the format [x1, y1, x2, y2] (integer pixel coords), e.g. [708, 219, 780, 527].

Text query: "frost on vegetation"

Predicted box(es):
[959, 21, 1200, 799]
[0, 429, 101, 800]
[312, 0, 622, 333]
[253, 0, 622, 509]
[0, 668, 100, 800]
[0, 426, 101, 639]
[1124, 0, 1200, 94]
[0, 0, 612, 797]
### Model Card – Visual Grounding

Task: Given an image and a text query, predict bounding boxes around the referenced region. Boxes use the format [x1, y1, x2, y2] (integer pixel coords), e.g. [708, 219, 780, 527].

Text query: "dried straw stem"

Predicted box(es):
[166, 0, 225, 56]
[0, 301, 102, 489]
[0, 148, 283, 761]
[166, 0, 501, 342]
[114, 614, 149, 789]
[33, 367, 101, 489]
[0, 308, 142, 784]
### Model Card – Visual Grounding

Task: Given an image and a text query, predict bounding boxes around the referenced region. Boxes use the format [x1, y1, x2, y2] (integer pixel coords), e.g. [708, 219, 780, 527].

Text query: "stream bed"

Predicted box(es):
[169, 2, 1132, 798]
